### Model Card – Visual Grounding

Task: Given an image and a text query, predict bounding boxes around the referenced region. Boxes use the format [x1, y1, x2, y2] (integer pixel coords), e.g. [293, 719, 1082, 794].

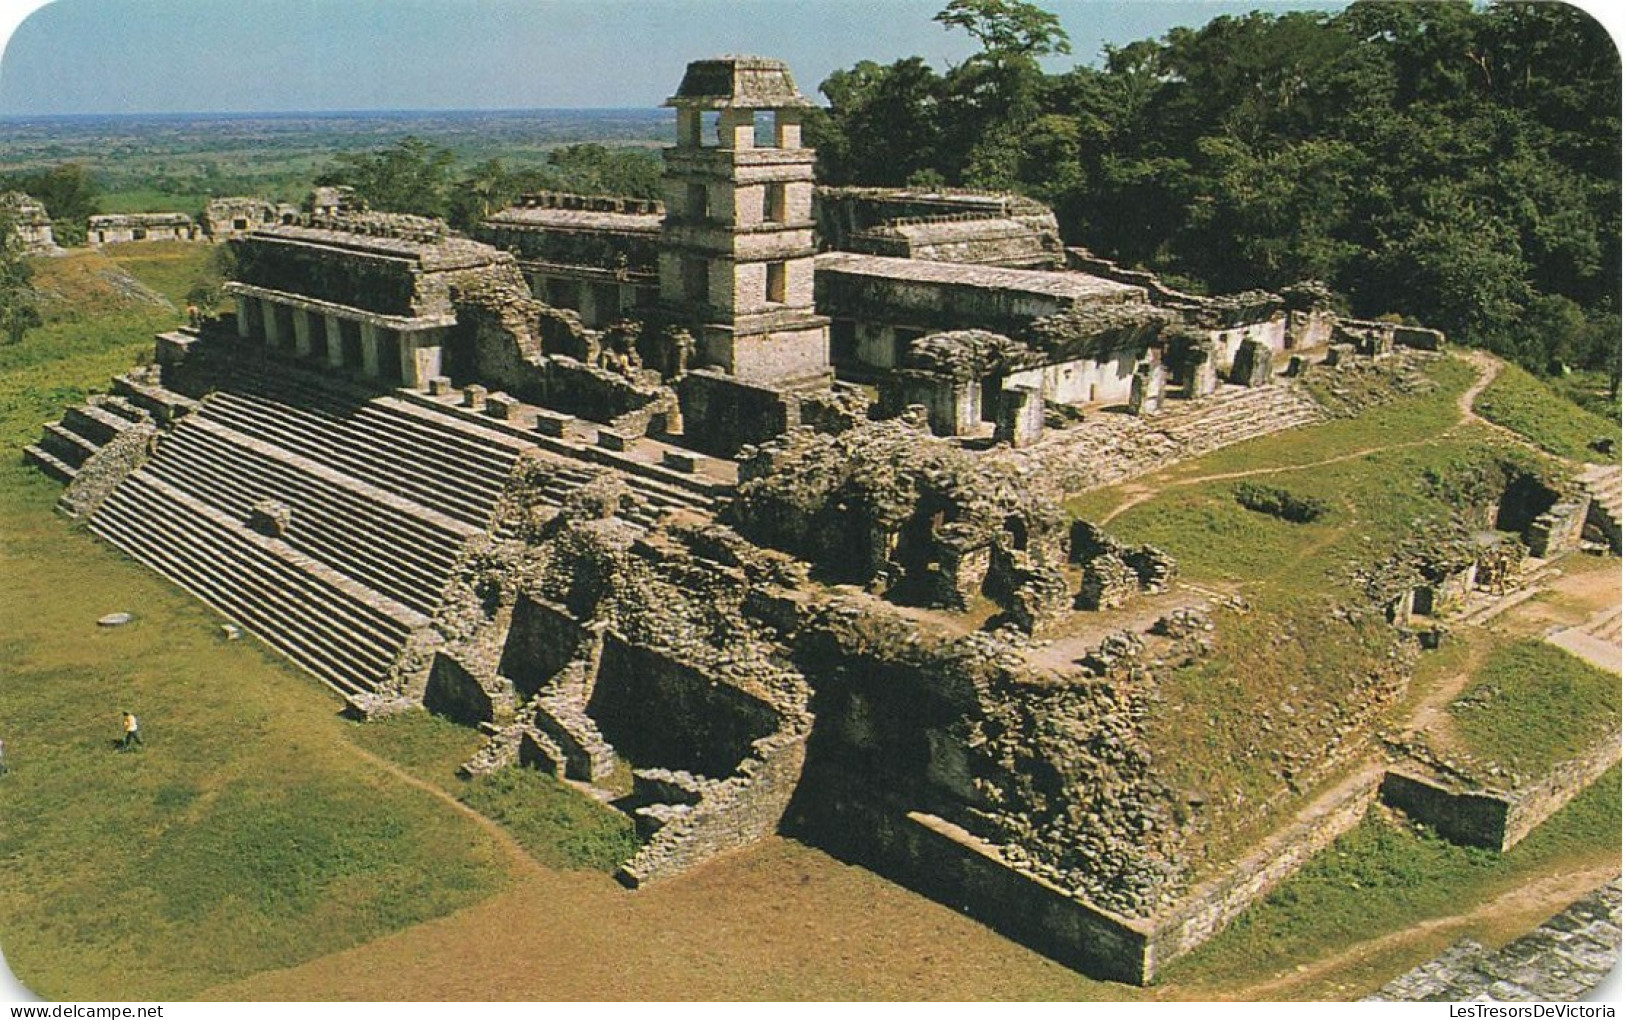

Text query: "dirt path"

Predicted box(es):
[1404, 640, 1491, 754]
[347, 743, 544, 877]
[1219, 861, 1621, 1001]
[1095, 351, 1506, 526]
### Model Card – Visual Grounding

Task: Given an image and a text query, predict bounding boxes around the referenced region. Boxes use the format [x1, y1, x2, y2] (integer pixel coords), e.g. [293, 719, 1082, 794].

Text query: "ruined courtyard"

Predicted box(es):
[12, 56, 1622, 994]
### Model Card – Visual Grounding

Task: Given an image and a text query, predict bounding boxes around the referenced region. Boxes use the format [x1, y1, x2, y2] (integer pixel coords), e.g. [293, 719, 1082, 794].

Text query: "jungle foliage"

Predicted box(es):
[807, 0, 1621, 383]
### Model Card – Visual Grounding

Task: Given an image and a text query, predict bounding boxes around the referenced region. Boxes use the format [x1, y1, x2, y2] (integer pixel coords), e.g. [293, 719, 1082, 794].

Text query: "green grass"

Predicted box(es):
[1449, 641, 1621, 776]
[0, 304, 511, 998]
[99, 242, 216, 307]
[1067, 355, 1554, 869]
[1475, 362, 1621, 464]
[97, 190, 211, 216]
[1066, 355, 1477, 524]
[350, 711, 639, 873]
[0, 460, 509, 999]
[1162, 767, 1622, 993]
[460, 768, 640, 872]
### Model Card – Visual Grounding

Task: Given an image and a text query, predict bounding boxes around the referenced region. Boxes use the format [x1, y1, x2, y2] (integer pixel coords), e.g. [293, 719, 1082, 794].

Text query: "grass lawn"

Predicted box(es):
[1163, 768, 1621, 999]
[1475, 362, 1621, 464]
[349, 712, 639, 872]
[1449, 640, 1621, 777]
[0, 284, 512, 998]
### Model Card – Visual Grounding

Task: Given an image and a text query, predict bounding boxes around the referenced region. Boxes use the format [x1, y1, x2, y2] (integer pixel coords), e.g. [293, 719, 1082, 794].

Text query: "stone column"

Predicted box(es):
[578, 284, 598, 328]
[292, 308, 313, 358]
[325, 316, 346, 370]
[398, 332, 444, 389]
[261, 300, 283, 348]
[234, 295, 253, 338]
[994, 384, 1044, 448]
[360, 321, 382, 378]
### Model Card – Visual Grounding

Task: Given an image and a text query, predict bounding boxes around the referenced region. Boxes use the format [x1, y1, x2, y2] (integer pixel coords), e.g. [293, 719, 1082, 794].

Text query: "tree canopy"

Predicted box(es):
[808, 0, 1621, 379]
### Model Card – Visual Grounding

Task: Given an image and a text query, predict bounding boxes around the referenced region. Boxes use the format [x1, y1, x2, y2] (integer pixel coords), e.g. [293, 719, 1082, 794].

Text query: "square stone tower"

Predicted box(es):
[659, 56, 831, 386]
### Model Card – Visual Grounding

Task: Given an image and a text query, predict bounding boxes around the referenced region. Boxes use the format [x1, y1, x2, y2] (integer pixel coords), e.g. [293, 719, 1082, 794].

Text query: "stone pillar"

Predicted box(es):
[1129, 362, 1165, 416]
[234, 295, 253, 338]
[292, 308, 313, 358]
[360, 321, 382, 378]
[261, 300, 282, 348]
[1184, 344, 1218, 399]
[398, 332, 443, 389]
[578, 284, 598, 329]
[994, 384, 1043, 449]
[1230, 338, 1274, 387]
[325, 315, 346, 370]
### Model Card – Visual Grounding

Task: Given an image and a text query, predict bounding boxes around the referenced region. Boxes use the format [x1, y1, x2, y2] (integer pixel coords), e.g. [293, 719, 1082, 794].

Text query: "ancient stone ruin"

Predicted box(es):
[22, 55, 1610, 986]
[0, 191, 61, 254]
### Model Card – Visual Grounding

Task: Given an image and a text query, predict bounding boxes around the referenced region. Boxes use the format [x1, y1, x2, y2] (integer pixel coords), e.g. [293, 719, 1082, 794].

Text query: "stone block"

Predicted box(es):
[994, 384, 1043, 448]
[597, 429, 632, 452]
[248, 498, 292, 539]
[427, 375, 453, 396]
[535, 409, 573, 437]
[662, 450, 699, 473]
[462, 384, 488, 410]
[486, 391, 522, 422]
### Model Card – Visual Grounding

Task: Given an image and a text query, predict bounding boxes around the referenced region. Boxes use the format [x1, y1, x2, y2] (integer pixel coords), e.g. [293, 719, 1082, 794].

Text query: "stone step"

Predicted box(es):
[90, 477, 413, 697]
[113, 373, 200, 421]
[99, 394, 150, 424]
[93, 498, 386, 697]
[193, 415, 478, 542]
[144, 427, 459, 617]
[93, 481, 414, 679]
[61, 403, 138, 446]
[103, 474, 426, 656]
[22, 443, 76, 483]
[211, 387, 518, 494]
[200, 394, 511, 528]
[39, 422, 99, 467]
[229, 369, 528, 467]
[206, 388, 516, 502]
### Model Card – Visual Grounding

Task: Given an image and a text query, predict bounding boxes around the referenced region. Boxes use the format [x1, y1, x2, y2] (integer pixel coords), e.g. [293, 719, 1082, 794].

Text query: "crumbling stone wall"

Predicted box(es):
[589, 633, 781, 777]
[678, 369, 802, 458]
[58, 419, 158, 519]
[730, 416, 1070, 613]
[788, 602, 1194, 918]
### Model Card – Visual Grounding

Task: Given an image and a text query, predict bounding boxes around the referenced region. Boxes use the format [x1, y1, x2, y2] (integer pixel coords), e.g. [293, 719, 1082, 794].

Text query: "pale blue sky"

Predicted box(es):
[0, 0, 1362, 115]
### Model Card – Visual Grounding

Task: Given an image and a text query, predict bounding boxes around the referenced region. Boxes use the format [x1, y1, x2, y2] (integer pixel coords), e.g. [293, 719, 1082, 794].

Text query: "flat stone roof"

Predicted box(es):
[815, 251, 1143, 302]
[887, 218, 1038, 243]
[251, 224, 501, 272]
[485, 207, 662, 233]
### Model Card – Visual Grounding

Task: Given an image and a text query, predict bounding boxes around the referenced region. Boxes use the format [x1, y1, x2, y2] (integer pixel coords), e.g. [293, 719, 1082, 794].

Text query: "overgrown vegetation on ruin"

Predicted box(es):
[1069, 355, 1578, 871]
[1449, 641, 1621, 777]
[1474, 361, 1622, 465]
[1161, 768, 1621, 998]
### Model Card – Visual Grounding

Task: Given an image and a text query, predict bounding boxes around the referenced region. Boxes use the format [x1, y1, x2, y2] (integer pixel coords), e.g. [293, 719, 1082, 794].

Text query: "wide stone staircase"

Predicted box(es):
[82, 367, 537, 702]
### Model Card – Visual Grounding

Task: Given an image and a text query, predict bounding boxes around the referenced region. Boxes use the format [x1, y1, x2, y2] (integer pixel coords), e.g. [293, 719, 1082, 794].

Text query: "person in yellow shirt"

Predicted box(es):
[120, 711, 142, 751]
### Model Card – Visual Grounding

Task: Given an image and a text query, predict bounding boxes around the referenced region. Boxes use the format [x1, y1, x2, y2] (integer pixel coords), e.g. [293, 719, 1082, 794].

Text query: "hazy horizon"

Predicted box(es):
[0, 0, 1362, 117]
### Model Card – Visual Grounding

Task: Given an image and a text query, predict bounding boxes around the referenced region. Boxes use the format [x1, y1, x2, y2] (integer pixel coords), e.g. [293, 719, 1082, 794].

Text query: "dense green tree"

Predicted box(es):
[315, 137, 458, 219]
[0, 209, 41, 345]
[933, 0, 1071, 58]
[812, 0, 1621, 380]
